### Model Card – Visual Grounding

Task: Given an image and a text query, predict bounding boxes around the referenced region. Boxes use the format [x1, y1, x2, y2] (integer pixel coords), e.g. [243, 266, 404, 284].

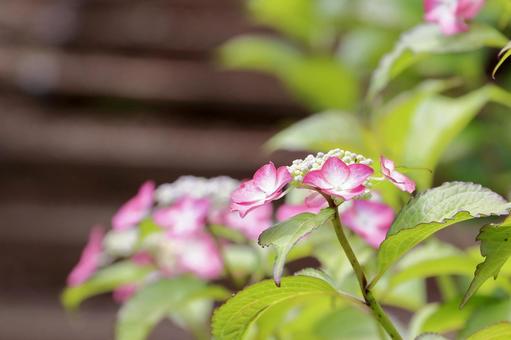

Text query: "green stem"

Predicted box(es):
[207, 225, 239, 289]
[329, 202, 403, 340]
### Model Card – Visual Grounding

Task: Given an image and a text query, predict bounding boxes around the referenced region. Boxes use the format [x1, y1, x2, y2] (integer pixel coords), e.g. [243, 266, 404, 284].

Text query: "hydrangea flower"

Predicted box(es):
[171, 233, 224, 280]
[112, 181, 155, 230]
[153, 196, 210, 236]
[424, 0, 485, 35]
[67, 226, 104, 286]
[303, 157, 374, 200]
[380, 156, 416, 193]
[340, 200, 395, 248]
[224, 203, 273, 240]
[231, 162, 291, 217]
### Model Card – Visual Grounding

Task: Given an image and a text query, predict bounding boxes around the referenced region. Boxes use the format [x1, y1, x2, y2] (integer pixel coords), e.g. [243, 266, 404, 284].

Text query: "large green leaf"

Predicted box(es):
[372, 182, 511, 286]
[462, 224, 511, 307]
[376, 84, 511, 189]
[259, 208, 335, 285]
[116, 277, 226, 340]
[460, 299, 511, 338]
[61, 261, 152, 310]
[467, 322, 511, 340]
[211, 276, 352, 340]
[266, 111, 370, 153]
[368, 24, 507, 99]
[314, 306, 381, 340]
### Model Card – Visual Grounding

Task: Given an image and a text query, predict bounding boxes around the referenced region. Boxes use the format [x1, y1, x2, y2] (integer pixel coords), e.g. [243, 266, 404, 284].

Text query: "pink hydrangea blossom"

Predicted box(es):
[131, 251, 153, 266]
[154, 196, 210, 236]
[67, 226, 104, 286]
[276, 193, 328, 221]
[380, 156, 416, 193]
[340, 200, 395, 248]
[303, 157, 373, 200]
[172, 233, 224, 280]
[231, 162, 292, 217]
[225, 203, 273, 240]
[424, 0, 485, 35]
[112, 181, 155, 230]
[113, 284, 138, 303]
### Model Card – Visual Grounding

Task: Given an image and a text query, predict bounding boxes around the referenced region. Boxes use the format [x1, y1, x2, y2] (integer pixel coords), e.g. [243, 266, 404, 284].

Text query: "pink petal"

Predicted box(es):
[67, 226, 104, 286]
[154, 196, 209, 236]
[112, 181, 155, 230]
[176, 233, 224, 280]
[275, 166, 292, 191]
[276, 203, 322, 222]
[226, 203, 273, 240]
[326, 185, 367, 201]
[231, 180, 267, 205]
[380, 156, 416, 193]
[341, 200, 394, 248]
[231, 200, 265, 218]
[113, 284, 138, 303]
[456, 0, 485, 19]
[344, 164, 374, 188]
[303, 170, 333, 190]
[321, 157, 350, 187]
[253, 162, 278, 194]
[304, 192, 328, 209]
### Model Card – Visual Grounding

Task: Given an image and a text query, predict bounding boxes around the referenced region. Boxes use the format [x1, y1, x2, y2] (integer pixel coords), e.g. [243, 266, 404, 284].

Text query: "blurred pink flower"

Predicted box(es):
[112, 181, 155, 230]
[424, 0, 485, 35]
[225, 203, 273, 240]
[173, 233, 223, 280]
[231, 162, 291, 217]
[154, 196, 210, 236]
[67, 226, 104, 286]
[276, 193, 328, 221]
[113, 284, 138, 303]
[303, 157, 373, 200]
[341, 200, 395, 248]
[380, 156, 416, 193]
[131, 251, 153, 266]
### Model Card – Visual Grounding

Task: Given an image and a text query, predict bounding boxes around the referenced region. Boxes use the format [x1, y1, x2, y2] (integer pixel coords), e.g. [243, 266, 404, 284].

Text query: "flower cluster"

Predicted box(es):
[231, 149, 416, 248]
[424, 0, 485, 35]
[66, 175, 271, 302]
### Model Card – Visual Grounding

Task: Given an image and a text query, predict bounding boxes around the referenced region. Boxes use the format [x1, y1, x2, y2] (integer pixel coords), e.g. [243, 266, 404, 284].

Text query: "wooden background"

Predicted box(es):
[0, 0, 307, 338]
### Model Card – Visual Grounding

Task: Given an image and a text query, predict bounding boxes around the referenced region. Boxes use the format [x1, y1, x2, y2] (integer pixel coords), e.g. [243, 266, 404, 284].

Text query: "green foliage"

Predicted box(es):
[373, 182, 511, 285]
[117, 277, 229, 340]
[467, 322, 511, 340]
[258, 208, 335, 284]
[266, 111, 369, 153]
[368, 24, 507, 99]
[61, 261, 152, 310]
[211, 276, 357, 340]
[462, 224, 511, 306]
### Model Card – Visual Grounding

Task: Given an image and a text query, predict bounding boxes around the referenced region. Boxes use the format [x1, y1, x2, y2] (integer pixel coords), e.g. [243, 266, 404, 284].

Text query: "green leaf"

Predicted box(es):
[376, 84, 511, 189]
[61, 261, 152, 310]
[462, 224, 511, 307]
[258, 208, 335, 285]
[266, 111, 369, 153]
[460, 299, 511, 338]
[492, 41, 511, 79]
[314, 306, 381, 340]
[368, 24, 507, 99]
[415, 334, 449, 340]
[467, 322, 511, 340]
[372, 182, 511, 285]
[116, 277, 220, 340]
[211, 276, 348, 340]
[220, 36, 300, 74]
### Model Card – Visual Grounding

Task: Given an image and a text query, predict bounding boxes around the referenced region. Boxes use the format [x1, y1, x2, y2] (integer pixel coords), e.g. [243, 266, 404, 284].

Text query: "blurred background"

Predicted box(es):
[0, 0, 306, 339]
[2, 0, 511, 339]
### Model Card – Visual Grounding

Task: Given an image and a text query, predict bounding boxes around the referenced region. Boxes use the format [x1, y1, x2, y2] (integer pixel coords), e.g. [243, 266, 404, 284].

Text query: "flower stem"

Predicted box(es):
[329, 202, 402, 340]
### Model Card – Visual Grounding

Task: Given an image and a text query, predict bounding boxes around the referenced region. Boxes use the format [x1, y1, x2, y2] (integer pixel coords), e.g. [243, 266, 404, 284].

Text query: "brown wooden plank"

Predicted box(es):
[0, 46, 296, 106]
